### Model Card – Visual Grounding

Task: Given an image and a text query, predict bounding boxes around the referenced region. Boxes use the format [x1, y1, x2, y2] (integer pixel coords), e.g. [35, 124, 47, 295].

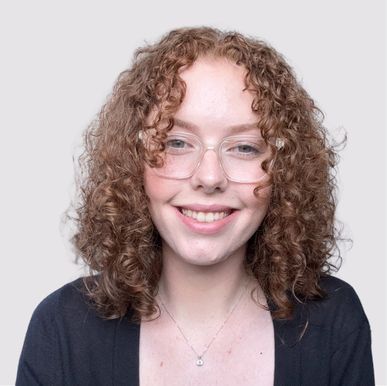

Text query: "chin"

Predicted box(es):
[175, 243, 240, 267]
[185, 255, 224, 267]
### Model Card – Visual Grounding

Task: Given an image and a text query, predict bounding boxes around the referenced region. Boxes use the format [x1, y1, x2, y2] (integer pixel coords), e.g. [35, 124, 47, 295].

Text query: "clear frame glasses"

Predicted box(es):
[140, 131, 284, 183]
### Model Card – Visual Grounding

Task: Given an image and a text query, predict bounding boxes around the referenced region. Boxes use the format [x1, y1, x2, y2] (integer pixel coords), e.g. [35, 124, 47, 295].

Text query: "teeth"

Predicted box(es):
[181, 209, 231, 223]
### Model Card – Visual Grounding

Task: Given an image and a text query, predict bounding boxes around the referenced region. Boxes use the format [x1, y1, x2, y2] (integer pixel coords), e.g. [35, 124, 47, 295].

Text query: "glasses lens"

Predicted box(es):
[154, 134, 200, 179]
[220, 137, 270, 182]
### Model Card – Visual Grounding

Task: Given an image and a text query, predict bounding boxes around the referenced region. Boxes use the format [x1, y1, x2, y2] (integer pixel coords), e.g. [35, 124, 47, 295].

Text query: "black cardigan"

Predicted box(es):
[16, 275, 374, 385]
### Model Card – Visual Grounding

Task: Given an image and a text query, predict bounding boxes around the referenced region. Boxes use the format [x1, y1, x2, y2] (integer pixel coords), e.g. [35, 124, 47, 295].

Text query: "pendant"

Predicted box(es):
[196, 357, 204, 366]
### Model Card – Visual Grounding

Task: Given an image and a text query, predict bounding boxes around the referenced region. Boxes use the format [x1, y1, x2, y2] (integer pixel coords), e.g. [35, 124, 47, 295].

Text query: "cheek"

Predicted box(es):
[144, 168, 162, 200]
[143, 167, 180, 207]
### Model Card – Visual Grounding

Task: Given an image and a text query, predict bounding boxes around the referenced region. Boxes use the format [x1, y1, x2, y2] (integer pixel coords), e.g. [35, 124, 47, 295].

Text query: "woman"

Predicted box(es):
[16, 27, 374, 385]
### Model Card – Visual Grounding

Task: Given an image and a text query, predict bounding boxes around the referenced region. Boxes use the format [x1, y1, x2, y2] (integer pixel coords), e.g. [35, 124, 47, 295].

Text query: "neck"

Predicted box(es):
[157, 244, 254, 326]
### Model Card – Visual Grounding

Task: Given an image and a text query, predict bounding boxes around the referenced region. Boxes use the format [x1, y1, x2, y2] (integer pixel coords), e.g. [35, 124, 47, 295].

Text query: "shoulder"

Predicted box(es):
[307, 275, 368, 331]
[275, 275, 369, 342]
[302, 276, 374, 383]
[17, 277, 103, 384]
[318, 274, 362, 300]
[29, 276, 127, 343]
[273, 279, 374, 384]
[31, 277, 91, 323]
[18, 278, 140, 384]
[317, 275, 366, 313]
[275, 275, 370, 350]
[289, 274, 372, 358]
[24, 278, 126, 369]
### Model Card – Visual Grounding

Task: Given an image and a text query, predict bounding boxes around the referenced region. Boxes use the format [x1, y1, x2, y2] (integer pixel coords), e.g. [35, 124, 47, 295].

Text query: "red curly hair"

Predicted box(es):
[66, 26, 344, 322]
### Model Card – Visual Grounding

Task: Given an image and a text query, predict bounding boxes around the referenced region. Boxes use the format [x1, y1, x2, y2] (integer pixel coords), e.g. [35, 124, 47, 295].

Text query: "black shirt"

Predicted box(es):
[16, 275, 374, 385]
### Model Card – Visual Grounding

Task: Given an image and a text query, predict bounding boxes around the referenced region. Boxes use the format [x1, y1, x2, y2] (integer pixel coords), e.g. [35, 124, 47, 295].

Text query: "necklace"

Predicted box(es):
[158, 278, 249, 367]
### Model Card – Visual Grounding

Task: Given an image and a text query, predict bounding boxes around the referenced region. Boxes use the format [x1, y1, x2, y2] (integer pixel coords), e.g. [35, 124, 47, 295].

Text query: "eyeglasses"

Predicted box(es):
[140, 131, 284, 183]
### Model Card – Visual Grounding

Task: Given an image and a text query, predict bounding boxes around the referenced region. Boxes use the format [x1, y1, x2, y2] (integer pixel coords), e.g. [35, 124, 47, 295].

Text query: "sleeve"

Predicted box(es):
[329, 318, 375, 386]
[16, 294, 61, 385]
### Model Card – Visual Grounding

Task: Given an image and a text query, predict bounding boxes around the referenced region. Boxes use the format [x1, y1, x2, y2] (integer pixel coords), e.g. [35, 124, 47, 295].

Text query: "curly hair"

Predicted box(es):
[66, 26, 344, 322]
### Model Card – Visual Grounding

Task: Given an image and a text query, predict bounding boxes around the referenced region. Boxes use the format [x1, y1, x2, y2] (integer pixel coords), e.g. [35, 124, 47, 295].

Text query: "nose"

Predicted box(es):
[190, 148, 228, 193]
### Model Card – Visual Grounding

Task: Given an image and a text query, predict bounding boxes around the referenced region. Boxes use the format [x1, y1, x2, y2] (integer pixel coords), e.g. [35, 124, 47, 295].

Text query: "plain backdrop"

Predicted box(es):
[0, 1, 385, 384]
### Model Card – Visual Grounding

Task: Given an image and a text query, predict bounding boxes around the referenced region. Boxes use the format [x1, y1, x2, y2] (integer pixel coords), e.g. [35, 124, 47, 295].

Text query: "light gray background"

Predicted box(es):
[0, 1, 385, 384]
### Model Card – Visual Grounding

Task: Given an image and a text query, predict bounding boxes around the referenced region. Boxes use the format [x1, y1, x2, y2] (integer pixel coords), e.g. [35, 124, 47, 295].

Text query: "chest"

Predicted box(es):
[139, 312, 275, 386]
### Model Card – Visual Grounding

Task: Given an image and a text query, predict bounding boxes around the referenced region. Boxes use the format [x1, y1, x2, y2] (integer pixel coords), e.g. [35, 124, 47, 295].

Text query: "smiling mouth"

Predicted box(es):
[179, 208, 233, 223]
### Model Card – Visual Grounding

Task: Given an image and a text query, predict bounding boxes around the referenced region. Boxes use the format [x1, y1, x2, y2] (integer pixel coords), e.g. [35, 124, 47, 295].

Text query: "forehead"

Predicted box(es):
[179, 58, 254, 112]
[174, 58, 259, 137]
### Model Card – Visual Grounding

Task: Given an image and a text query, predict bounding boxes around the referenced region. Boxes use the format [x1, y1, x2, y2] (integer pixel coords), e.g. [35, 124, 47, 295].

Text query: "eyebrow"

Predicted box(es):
[173, 118, 260, 135]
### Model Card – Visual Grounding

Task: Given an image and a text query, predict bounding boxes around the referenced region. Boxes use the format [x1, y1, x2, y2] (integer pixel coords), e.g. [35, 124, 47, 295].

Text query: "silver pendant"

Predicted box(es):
[196, 357, 204, 366]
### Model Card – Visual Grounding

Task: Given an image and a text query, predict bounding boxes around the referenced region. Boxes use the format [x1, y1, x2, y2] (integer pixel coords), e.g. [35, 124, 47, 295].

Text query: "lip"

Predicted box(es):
[174, 206, 238, 235]
[177, 204, 235, 212]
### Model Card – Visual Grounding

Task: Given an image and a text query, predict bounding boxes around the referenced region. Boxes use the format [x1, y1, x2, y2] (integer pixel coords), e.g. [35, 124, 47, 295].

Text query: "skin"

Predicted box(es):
[143, 57, 272, 325]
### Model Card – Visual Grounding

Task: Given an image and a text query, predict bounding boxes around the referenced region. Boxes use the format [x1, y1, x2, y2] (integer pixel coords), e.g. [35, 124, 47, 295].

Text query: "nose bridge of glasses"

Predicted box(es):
[204, 144, 216, 150]
[196, 142, 226, 176]
[203, 144, 217, 155]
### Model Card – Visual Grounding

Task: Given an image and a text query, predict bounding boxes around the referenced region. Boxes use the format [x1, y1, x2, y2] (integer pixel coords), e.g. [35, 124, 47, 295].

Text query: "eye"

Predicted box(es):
[164, 136, 196, 154]
[225, 140, 266, 159]
[166, 139, 188, 149]
[235, 144, 259, 154]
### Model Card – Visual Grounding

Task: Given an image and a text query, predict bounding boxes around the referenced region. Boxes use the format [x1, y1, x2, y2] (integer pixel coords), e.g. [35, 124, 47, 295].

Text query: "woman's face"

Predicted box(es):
[144, 57, 271, 267]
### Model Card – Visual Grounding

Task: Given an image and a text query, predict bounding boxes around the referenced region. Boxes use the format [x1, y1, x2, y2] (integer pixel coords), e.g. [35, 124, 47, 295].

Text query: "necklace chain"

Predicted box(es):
[158, 278, 249, 367]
